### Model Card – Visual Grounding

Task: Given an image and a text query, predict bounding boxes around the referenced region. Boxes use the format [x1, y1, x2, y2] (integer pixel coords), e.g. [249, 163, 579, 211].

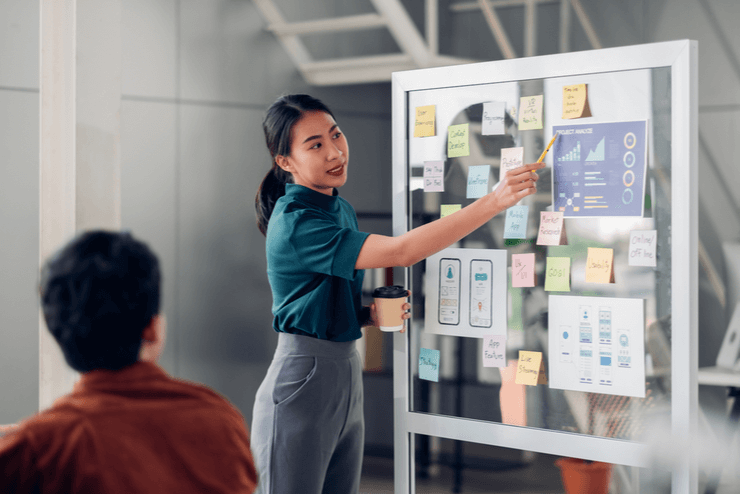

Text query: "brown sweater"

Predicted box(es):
[0, 361, 257, 493]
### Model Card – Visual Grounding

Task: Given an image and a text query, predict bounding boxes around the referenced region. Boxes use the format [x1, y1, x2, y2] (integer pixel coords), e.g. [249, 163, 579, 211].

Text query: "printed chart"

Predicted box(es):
[552, 121, 648, 217]
[548, 295, 645, 398]
[424, 248, 507, 338]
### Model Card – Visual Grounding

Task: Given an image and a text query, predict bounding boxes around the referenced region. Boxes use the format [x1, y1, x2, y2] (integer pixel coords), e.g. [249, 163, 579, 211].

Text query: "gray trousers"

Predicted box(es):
[251, 332, 364, 494]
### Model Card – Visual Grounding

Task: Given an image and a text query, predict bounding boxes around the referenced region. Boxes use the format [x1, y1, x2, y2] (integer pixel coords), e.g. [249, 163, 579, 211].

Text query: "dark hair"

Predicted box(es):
[39, 230, 161, 372]
[255, 94, 335, 235]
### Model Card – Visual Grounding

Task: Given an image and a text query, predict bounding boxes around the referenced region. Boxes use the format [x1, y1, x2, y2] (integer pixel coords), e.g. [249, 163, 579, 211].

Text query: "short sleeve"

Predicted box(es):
[288, 210, 369, 280]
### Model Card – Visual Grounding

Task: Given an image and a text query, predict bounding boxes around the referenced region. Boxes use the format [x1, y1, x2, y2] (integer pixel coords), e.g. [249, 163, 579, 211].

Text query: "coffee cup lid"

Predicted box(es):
[373, 285, 408, 299]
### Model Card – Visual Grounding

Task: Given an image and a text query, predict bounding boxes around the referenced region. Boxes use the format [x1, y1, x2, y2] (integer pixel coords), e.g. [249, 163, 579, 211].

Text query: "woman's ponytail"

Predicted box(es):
[255, 164, 291, 236]
[254, 94, 336, 236]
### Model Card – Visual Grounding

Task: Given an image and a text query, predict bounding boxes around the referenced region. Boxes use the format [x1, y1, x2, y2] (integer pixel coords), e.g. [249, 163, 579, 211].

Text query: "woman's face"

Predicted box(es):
[276, 111, 349, 195]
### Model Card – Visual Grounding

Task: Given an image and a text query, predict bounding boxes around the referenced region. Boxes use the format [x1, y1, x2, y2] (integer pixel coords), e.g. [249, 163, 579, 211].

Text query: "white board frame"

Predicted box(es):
[391, 40, 697, 493]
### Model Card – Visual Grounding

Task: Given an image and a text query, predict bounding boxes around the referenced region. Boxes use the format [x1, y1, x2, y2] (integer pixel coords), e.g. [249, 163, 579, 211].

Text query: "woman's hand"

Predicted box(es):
[368, 290, 412, 333]
[490, 162, 546, 210]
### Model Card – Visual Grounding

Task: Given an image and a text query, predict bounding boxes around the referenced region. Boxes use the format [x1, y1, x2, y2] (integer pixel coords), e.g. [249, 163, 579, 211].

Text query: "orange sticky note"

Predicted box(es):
[562, 84, 592, 119]
[585, 247, 615, 283]
[414, 105, 436, 137]
[511, 253, 536, 288]
[537, 211, 567, 246]
[515, 350, 545, 386]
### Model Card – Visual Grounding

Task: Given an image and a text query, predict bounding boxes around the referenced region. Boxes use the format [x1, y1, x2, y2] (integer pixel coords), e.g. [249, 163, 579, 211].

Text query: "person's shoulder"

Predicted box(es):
[166, 376, 246, 423]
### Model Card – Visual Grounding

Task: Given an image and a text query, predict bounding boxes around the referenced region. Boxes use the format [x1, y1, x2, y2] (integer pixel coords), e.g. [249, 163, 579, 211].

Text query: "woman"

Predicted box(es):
[252, 94, 543, 494]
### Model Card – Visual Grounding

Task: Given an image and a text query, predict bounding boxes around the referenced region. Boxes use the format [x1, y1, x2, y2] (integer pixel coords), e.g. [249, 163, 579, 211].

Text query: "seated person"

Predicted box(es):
[0, 231, 257, 493]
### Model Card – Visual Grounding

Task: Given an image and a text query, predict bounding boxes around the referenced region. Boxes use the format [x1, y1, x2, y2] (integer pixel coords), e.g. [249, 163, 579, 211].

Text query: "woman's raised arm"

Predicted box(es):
[355, 162, 546, 270]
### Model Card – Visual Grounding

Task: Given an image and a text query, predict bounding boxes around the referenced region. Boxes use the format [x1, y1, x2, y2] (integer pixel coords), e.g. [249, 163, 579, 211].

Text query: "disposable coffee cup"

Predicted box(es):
[372, 285, 409, 332]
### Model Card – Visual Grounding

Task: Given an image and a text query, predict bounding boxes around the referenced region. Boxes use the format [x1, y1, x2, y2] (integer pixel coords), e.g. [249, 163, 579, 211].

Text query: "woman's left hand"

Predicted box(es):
[368, 290, 412, 333]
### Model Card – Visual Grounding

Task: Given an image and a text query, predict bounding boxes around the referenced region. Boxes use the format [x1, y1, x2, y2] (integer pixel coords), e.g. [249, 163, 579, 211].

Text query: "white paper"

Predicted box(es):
[482, 101, 506, 135]
[482, 335, 506, 367]
[628, 230, 657, 267]
[423, 160, 444, 192]
[548, 295, 645, 398]
[424, 248, 507, 338]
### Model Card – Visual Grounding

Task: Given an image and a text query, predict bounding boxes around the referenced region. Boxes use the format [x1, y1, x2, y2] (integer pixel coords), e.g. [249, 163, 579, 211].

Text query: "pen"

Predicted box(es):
[537, 132, 560, 163]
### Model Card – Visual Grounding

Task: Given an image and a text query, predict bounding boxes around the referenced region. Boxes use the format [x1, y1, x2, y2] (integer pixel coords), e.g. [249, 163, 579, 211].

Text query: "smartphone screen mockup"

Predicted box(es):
[438, 258, 461, 325]
[469, 260, 493, 328]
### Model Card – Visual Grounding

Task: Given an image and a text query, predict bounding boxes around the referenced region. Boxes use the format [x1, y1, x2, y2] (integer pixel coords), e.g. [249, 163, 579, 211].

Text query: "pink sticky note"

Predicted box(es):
[483, 335, 506, 367]
[536, 211, 567, 246]
[511, 253, 536, 287]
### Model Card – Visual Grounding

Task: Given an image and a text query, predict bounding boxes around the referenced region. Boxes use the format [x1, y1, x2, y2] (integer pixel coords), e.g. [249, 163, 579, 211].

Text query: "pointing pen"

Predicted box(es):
[537, 132, 560, 163]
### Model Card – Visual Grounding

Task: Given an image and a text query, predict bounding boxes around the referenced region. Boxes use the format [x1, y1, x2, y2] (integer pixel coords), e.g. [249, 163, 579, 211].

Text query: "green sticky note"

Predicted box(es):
[447, 123, 470, 158]
[545, 257, 571, 291]
[440, 204, 462, 218]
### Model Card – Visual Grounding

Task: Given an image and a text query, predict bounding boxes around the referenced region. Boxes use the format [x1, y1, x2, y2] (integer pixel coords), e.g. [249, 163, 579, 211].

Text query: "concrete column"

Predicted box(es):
[39, 0, 121, 411]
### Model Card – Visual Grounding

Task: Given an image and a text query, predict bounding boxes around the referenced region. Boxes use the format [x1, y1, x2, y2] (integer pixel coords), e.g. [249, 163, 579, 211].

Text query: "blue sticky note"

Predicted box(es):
[504, 205, 529, 239]
[419, 348, 440, 382]
[466, 165, 490, 199]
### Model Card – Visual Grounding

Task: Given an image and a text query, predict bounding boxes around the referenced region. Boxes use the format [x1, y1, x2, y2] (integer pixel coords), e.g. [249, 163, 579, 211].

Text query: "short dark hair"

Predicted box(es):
[40, 230, 161, 372]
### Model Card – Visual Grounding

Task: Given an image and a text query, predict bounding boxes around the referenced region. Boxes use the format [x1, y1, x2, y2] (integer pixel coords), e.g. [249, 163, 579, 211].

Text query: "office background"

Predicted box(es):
[1, 0, 739, 461]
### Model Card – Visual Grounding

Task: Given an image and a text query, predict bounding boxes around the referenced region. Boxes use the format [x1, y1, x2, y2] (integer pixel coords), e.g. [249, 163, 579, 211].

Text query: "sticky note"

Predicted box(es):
[414, 105, 436, 137]
[423, 160, 444, 192]
[629, 230, 657, 267]
[440, 204, 461, 218]
[419, 348, 440, 382]
[518, 95, 543, 130]
[511, 253, 536, 288]
[562, 84, 592, 119]
[500, 147, 524, 181]
[483, 335, 506, 367]
[466, 165, 490, 199]
[515, 351, 546, 386]
[482, 101, 506, 135]
[585, 247, 615, 283]
[537, 211, 567, 245]
[545, 257, 571, 292]
[448, 123, 470, 158]
[504, 205, 528, 239]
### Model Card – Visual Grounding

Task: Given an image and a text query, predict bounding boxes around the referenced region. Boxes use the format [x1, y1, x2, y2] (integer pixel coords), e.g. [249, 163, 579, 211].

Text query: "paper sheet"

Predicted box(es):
[482, 101, 506, 135]
[629, 230, 657, 267]
[423, 160, 444, 192]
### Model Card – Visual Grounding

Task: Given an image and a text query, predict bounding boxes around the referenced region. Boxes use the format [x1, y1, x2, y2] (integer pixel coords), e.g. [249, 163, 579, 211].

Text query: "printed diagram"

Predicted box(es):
[438, 259, 461, 325]
[549, 295, 645, 398]
[552, 121, 648, 217]
[469, 260, 493, 328]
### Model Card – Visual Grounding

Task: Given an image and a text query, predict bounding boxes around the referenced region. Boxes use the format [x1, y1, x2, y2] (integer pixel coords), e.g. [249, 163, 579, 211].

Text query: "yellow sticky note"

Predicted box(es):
[545, 257, 571, 292]
[585, 247, 615, 283]
[447, 123, 470, 158]
[440, 204, 462, 218]
[562, 84, 592, 119]
[518, 95, 543, 130]
[515, 351, 544, 386]
[414, 105, 436, 137]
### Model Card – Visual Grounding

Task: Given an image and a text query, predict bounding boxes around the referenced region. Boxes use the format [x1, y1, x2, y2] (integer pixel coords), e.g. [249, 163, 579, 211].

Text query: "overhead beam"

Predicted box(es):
[266, 14, 387, 36]
[569, 0, 602, 49]
[477, 0, 516, 59]
[369, 0, 432, 66]
[451, 0, 557, 12]
[252, 0, 313, 67]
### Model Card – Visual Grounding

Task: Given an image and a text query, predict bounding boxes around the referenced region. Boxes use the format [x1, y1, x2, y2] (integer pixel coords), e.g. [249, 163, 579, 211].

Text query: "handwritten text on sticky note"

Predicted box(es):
[512, 253, 536, 288]
[441, 204, 462, 218]
[482, 101, 506, 135]
[466, 165, 490, 199]
[518, 95, 543, 130]
[515, 351, 546, 386]
[500, 147, 524, 181]
[423, 160, 444, 192]
[545, 257, 571, 292]
[585, 247, 615, 283]
[562, 84, 592, 119]
[448, 123, 470, 158]
[419, 348, 440, 382]
[537, 211, 567, 245]
[504, 205, 528, 239]
[414, 105, 436, 137]
[483, 335, 506, 367]
[629, 230, 657, 267]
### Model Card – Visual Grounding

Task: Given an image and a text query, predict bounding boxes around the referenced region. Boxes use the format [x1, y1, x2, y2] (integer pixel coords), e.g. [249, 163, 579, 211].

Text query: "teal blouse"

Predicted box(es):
[265, 184, 370, 341]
